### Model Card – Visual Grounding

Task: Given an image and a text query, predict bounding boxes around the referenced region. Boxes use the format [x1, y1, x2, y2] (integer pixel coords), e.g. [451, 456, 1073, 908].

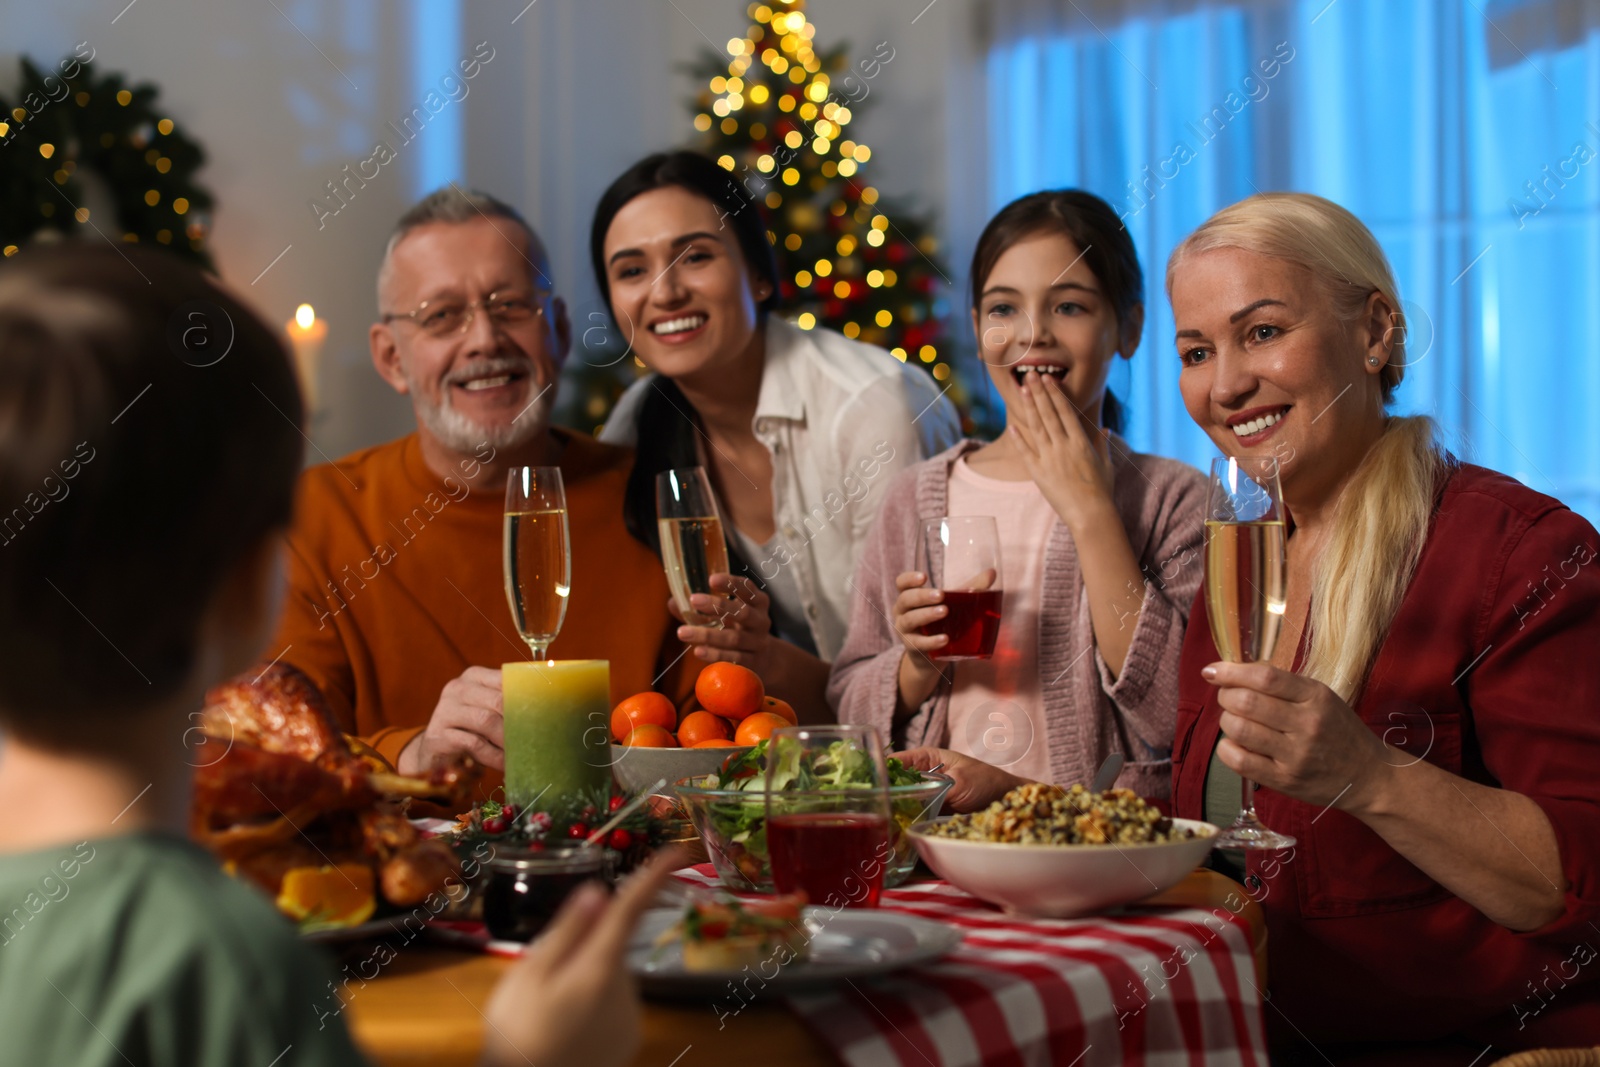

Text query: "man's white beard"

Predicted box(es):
[407, 362, 555, 454]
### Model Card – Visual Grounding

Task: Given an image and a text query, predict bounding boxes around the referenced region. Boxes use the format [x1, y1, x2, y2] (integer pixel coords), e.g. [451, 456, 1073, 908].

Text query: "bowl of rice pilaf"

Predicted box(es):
[908, 783, 1218, 918]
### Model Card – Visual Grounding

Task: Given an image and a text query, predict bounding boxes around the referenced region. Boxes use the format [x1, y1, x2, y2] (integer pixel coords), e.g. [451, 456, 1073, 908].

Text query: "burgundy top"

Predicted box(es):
[1172, 462, 1600, 1051]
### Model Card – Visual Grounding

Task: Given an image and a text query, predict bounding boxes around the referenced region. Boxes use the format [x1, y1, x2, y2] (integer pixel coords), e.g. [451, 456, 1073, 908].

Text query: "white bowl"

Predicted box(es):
[908, 817, 1219, 918]
[608, 743, 754, 796]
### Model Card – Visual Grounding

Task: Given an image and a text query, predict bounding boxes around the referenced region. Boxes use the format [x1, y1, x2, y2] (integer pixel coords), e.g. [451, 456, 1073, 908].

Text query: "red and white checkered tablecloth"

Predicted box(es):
[673, 864, 1269, 1067]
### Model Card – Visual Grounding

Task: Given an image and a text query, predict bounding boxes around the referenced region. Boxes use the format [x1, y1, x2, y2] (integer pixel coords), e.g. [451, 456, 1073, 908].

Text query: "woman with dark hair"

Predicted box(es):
[832, 190, 1206, 804]
[594, 150, 960, 717]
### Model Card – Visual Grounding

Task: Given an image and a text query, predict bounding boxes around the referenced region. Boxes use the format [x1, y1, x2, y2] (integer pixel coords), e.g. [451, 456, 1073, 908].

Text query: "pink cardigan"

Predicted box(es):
[827, 439, 1206, 798]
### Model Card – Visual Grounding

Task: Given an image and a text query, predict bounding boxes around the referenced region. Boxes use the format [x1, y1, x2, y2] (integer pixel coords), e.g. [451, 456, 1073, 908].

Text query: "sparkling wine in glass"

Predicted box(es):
[765, 725, 894, 908]
[1205, 455, 1296, 850]
[655, 467, 730, 627]
[917, 516, 1004, 660]
[504, 466, 570, 660]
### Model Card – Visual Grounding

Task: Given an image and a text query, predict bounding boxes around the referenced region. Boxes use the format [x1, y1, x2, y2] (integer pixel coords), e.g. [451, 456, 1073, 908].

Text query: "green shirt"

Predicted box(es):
[0, 832, 367, 1066]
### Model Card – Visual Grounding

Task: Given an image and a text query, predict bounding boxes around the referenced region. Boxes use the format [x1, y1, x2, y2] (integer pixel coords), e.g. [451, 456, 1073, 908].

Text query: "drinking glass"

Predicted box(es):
[504, 466, 570, 660]
[1205, 455, 1296, 850]
[765, 725, 893, 909]
[917, 516, 1004, 660]
[655, 467, 730, 627]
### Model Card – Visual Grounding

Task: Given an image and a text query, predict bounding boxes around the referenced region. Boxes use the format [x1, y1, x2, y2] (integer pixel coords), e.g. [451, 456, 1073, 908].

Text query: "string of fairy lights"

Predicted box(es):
[690, 0, 953, 386]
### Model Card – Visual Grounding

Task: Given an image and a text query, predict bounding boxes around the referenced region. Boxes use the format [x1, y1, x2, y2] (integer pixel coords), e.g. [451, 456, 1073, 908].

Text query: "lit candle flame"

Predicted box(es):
[295, 304, 315, 330]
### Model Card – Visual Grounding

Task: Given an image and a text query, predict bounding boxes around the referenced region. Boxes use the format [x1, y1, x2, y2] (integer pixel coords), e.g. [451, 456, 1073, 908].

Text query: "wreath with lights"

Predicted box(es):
[0, 53, 214, 266]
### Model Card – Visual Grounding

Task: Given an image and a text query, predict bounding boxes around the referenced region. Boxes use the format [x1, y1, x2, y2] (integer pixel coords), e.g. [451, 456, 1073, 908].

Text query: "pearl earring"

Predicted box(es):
[1368, 357, 1380, 366]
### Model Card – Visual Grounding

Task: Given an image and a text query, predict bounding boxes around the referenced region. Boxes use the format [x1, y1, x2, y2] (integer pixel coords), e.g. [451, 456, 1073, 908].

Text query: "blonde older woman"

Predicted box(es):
[1168, 193, 1600, 1060]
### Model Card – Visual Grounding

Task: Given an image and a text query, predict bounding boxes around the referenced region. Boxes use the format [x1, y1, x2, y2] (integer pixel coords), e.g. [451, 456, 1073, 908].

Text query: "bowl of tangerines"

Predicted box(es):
[607, 663, 797, 796]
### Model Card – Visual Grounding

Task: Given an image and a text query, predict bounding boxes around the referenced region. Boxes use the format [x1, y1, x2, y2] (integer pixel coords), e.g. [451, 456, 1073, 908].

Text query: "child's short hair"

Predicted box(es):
[0, 243, 303, 739]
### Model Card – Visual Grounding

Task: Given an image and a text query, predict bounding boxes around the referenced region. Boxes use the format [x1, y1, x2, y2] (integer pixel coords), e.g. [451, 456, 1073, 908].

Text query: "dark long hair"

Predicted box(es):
[590, 151, 779, 574]
[0, 243, 302, 737]
[969, 190, 1143, 435]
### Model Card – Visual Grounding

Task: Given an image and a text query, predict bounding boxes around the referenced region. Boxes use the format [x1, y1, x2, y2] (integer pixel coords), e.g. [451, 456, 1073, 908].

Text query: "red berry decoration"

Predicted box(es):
[501, 805, 518, 821]
[482, 815, 509, 835]
[608, 829, 634, 851]
[608, 795, 627, 812]
[567, 822, 590, 840]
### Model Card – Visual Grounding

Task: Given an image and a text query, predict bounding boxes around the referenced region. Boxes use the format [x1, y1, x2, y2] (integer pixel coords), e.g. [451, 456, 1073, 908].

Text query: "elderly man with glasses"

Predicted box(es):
[271, 188, 695, 801]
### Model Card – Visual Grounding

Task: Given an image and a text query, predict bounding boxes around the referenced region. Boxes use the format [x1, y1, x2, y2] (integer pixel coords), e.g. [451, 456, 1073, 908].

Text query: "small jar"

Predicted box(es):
[482, 845, 607, 942]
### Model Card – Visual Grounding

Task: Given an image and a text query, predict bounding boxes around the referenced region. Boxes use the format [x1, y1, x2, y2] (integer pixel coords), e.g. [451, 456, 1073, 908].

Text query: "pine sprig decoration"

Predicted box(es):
[686, 1, 958, 395]
[0, 54, 215, 266]
[451, 786, 676, 876]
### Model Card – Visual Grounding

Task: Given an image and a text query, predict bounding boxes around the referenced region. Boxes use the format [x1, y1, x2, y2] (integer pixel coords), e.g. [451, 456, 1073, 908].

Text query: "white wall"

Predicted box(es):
[5, 0, 987, 459]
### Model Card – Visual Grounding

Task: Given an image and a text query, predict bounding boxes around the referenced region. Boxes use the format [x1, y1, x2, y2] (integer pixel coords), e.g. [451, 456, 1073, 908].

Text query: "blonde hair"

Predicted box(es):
[1169, 193, 1447, 701]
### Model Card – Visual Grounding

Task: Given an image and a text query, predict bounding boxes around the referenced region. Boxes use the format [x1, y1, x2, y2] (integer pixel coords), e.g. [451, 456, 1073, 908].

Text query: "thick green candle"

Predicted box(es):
[502, 659, 612, 808]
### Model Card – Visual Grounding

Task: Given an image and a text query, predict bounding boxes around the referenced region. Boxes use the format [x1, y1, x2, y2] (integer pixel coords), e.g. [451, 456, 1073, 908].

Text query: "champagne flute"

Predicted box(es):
[504, 466, 570, 660]
[765, 725, 894, 909]
[655, 467, 730, 628]
[1205, 455, 1296, 850]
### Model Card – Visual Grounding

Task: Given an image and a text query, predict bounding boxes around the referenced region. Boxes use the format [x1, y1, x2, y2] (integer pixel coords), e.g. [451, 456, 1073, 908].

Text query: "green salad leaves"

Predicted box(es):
[714, 739, 921, 792]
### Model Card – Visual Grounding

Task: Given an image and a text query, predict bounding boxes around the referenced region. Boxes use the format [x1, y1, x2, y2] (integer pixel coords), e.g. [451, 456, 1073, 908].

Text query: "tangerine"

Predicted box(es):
[610, 691, 677, 743]
[692, 738, 740, 748]
[761, 696, 798, 725]
[695, 662, 765, 721]
[622, 724, 678, 748]
[734, 710, 791, 746]
[676, 710, 732, 747]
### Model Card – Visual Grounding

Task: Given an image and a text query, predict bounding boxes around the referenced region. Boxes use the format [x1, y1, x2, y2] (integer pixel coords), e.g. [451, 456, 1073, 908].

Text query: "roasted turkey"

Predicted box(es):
[191, 662, 479, 914]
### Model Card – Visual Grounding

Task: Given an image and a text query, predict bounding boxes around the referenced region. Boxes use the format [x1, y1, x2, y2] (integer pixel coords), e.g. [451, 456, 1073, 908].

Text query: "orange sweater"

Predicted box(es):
[273, 429, 694, 802]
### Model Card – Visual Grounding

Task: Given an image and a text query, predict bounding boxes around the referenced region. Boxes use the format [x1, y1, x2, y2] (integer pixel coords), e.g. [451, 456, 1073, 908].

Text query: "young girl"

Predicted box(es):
[829, 190, 1205, 805]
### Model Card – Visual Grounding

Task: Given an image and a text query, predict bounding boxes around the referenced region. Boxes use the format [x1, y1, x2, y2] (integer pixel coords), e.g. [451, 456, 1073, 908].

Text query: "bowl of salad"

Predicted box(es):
[908, 783, 1218, 917]
[675, 740, 952, 893]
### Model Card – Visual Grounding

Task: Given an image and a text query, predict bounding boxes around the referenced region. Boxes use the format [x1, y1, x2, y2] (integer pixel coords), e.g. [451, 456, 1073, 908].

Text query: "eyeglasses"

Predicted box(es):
[382, 291, 548, 338]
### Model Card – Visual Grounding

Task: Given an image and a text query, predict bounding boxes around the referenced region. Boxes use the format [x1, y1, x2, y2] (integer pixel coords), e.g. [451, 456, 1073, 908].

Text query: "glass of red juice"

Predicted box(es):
[917, 516, 1003, 659]
[764, 726, 893, 909]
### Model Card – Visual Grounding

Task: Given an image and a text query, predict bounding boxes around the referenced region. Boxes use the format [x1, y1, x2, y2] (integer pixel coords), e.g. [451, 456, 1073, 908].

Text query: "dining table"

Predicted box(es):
[342, 863, 1269, 1067]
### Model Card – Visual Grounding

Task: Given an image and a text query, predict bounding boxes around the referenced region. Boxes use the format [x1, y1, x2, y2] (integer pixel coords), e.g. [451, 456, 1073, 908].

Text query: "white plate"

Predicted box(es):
[628, 906, 960, 996]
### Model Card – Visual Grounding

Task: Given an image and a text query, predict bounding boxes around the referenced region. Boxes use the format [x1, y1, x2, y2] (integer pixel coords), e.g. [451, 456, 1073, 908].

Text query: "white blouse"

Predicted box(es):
[601, 317, 962, 660]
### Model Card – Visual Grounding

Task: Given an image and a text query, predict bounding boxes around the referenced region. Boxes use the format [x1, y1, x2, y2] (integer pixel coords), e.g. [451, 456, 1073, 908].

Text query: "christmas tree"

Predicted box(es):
[0, 54, 214, 266]
[686, 1, 957, 393]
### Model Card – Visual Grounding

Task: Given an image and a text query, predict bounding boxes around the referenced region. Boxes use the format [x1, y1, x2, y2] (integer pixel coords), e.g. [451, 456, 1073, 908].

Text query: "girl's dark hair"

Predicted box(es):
[0, 242, 303, 737]
[969, 189, 1143, 435]
[590, 151, 778, 576]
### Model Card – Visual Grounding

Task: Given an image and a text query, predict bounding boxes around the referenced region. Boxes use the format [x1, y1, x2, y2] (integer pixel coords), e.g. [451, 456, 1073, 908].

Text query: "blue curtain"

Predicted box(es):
[984, 0, 1600, 523]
